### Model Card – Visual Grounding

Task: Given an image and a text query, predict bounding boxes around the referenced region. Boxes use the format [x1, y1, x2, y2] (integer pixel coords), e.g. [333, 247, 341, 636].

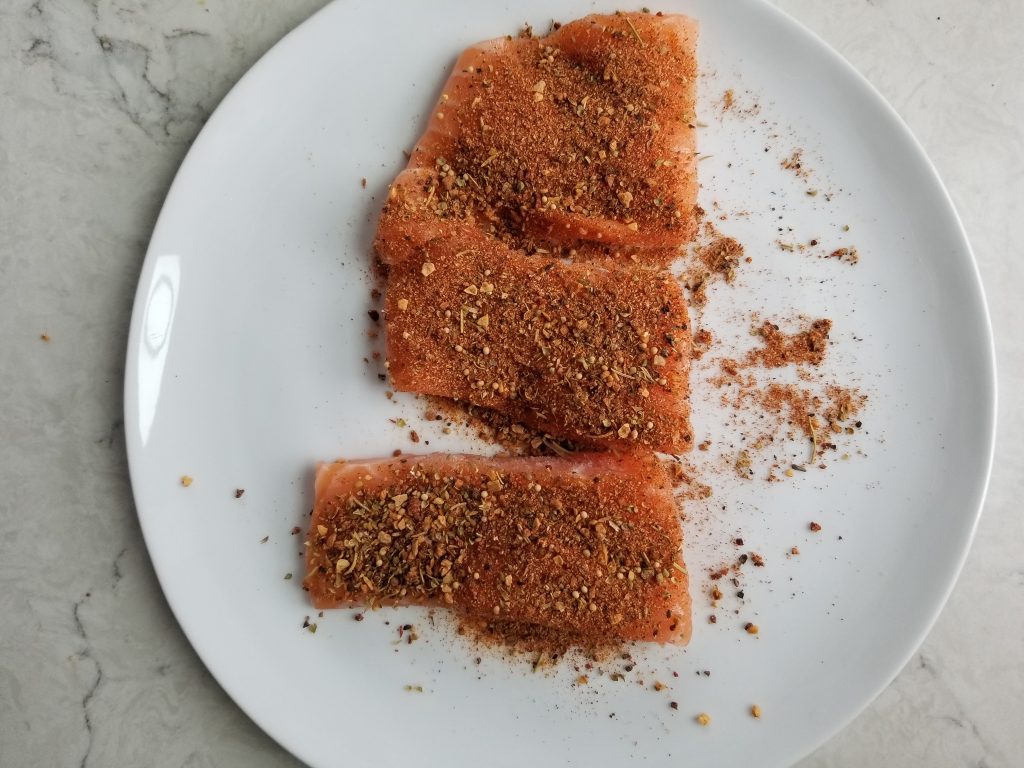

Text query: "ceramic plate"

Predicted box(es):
[125, 1, 995, 766]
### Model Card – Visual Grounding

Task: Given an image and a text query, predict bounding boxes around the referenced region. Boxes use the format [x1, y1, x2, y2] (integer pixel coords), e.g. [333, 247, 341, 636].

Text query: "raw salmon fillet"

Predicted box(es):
[376, 12, 699, 264]
[384, 226, 693, 453]
[304, 452, 691, 644]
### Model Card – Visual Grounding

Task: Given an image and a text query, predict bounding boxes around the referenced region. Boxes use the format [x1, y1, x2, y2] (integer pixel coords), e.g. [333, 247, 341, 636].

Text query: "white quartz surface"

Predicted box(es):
[0, 1, 1020, 766]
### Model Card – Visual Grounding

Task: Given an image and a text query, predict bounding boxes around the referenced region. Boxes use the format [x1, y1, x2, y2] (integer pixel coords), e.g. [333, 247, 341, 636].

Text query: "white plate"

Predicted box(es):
[125, 1, 995, 766]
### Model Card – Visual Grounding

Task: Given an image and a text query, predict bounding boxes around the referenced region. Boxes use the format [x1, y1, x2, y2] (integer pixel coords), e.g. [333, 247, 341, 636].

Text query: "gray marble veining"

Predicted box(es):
[0, 1, 1020, 766]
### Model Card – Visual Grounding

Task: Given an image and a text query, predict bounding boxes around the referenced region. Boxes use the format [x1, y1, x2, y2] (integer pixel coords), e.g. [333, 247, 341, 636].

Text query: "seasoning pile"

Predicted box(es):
[708, 316, 867, 478]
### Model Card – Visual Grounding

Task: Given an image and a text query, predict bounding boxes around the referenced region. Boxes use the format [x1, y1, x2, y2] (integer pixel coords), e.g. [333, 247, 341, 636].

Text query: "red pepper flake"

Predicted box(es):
[409, 430, 420, 443]
[749, 552, 765, 567]
[809, 521, 822, 532]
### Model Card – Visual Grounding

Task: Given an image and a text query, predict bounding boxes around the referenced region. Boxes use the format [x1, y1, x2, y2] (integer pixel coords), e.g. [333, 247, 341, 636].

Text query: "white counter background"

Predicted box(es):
[1, 1, 1020, 765]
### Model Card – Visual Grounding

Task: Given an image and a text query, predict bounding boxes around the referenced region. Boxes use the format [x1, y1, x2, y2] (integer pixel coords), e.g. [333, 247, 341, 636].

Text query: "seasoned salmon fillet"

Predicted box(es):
[384, 226, 693, 453]
[304, 452, 691, 644]
[376, 12, 699, 263]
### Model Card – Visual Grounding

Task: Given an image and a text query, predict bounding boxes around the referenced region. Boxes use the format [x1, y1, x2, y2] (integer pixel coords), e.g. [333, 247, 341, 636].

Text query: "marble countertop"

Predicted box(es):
[1, 1, 1020, 765]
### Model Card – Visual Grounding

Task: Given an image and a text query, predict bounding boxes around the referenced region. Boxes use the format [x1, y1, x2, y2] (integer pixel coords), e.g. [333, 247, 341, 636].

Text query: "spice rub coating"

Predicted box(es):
[384, 229, 693, 453]
[305, 452, 691, 644]
[376, 12, 700, 263]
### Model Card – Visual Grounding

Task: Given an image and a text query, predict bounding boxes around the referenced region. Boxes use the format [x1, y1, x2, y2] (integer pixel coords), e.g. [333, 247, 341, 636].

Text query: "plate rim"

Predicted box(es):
[123, 1, 998, 765]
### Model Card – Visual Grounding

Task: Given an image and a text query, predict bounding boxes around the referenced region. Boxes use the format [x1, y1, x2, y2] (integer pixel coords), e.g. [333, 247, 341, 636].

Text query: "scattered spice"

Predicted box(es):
[234, 488, 245, 499]
[809, 521, 822, 532]
[696, 713, 711, 726]
[684, 234, 745, 305]
[734, 450, 752, 479]
[744, 622, 759, 635]
[751, 704, 762, 718]
[180, 475, 193, 487]
[698, 237, 743, 284]
[747, 318, 832, 368]
[40, 333, 50, 342]
[781, 149, 810, 178]
[826, 246, 859, 265]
